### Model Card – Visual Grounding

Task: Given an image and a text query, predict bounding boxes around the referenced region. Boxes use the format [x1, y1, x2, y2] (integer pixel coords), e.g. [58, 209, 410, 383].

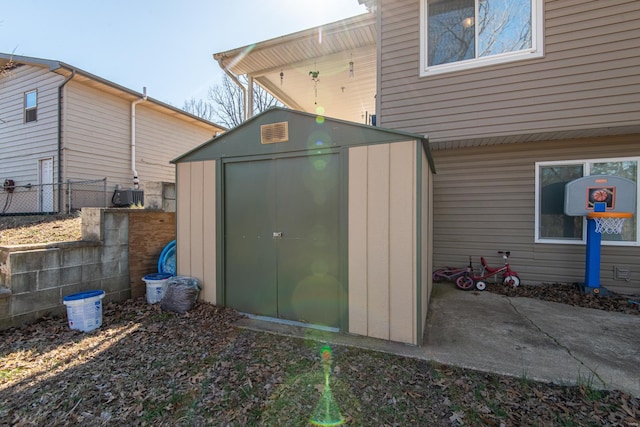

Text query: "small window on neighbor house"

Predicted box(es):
[25, 90, 37, 123]
[421, 0, 543, 76]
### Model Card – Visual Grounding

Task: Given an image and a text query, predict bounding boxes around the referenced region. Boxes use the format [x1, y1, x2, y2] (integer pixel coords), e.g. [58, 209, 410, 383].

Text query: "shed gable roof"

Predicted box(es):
[173, 107, 435, 172]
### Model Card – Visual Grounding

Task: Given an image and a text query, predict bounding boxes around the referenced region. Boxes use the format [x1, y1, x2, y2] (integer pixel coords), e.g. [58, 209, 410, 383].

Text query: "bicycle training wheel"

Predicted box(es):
[503, 275, 520, 287]
[456, 275, 474, 290]
[475, 281, 487, 291]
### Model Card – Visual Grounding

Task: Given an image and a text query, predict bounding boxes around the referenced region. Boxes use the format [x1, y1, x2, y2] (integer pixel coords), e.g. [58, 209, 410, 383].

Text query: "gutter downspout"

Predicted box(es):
[216, 57, 249, 121]
[131, 87, 147, 189]
[58, 69, 76, 213]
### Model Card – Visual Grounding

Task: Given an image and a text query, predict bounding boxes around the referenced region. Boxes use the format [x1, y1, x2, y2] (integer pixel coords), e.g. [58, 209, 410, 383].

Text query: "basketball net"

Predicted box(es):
[587, 212, 632, 235]
[593, 216, 626, 234]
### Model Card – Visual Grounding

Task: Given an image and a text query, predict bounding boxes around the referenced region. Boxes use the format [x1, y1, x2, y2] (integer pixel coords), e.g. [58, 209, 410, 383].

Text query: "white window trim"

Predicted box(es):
[535, 157, 640, 246]
[24, 89, 38, 123]
[419, 0, 545, 77]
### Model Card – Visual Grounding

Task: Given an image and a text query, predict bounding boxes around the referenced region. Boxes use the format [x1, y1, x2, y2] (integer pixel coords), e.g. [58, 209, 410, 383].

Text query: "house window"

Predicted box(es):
[420, 0, 544, 76]
[25, 90, 37, 123]
[536, 158, 639, 245]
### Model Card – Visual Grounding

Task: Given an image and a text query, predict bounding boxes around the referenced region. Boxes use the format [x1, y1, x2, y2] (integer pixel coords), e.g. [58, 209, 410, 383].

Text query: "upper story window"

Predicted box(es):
[25, 90, 37, 123]
[420, 0, 544, 76]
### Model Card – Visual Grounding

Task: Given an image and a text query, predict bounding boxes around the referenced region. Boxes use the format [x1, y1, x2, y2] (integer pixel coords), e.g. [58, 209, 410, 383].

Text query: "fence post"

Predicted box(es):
[67, 180, 72, 214]
[103, 178, 108, 208]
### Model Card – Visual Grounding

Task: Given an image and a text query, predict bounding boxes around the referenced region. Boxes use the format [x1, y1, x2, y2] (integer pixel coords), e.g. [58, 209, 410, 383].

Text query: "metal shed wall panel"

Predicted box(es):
[176, 160, 217, 304]
[348, 140, 419, 345]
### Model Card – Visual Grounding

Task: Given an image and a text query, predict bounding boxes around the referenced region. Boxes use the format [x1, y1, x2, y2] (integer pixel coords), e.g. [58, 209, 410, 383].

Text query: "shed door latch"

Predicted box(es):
[272, 232, 283, 239]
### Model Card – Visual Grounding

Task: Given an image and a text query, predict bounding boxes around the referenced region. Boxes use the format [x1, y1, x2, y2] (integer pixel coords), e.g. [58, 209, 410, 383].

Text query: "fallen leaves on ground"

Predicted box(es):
[1, 299, 638, 426]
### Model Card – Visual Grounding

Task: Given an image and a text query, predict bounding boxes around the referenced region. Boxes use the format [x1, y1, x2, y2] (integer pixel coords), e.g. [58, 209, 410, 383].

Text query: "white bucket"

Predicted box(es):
[143, 273, 172, 304]
[63, 290, 105, 332]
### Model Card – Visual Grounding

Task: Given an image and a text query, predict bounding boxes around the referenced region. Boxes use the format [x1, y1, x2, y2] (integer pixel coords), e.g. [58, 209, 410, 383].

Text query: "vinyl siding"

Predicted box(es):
[432, 134, 640, 295]
[64, 81, 215, 189]
[0, 65, 62, 184]
[377, 0, 640, 143]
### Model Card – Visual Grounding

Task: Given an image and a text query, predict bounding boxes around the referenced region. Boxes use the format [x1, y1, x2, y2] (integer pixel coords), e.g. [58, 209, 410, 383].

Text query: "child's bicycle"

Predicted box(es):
[455, 251, 520, 291]
[432, 259, 471, 283]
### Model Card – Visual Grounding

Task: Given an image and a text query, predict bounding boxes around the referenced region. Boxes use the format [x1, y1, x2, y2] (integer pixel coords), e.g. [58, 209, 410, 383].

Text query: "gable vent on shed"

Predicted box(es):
[261, 121, 289, 144]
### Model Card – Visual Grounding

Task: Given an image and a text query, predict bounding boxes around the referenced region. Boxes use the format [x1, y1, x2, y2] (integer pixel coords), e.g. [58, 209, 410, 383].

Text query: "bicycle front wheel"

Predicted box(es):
[456, 275, 475, 290]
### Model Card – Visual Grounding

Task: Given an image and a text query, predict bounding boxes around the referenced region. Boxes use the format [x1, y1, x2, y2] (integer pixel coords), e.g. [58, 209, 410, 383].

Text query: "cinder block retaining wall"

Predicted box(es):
[0, 208, 175, 330]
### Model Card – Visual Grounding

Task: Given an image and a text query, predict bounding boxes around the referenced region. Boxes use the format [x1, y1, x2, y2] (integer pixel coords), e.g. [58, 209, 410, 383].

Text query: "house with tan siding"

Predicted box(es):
[0, 53, 224, 213]
[214, 0, 640, 295]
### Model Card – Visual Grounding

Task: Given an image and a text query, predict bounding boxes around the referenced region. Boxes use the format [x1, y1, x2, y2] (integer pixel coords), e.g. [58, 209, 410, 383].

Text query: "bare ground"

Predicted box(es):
[1, 300, 639, 426]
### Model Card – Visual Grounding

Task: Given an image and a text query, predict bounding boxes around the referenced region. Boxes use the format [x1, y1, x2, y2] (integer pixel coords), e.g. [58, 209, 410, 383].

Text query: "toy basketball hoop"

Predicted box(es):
[564, 175, 637, 295]
[587, 212, 633, 235]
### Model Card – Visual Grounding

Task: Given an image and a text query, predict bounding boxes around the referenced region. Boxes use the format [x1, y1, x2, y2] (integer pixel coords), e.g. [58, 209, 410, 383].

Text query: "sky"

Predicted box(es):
[0, 0, 367, 108]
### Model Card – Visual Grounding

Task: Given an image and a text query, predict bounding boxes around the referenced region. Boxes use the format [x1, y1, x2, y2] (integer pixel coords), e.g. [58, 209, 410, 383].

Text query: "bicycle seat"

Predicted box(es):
[480, 257, 501, 274]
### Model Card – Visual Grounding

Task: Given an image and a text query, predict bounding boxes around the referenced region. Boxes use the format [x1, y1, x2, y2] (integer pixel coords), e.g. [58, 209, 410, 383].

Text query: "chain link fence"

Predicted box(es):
[0, 178, 109, 215]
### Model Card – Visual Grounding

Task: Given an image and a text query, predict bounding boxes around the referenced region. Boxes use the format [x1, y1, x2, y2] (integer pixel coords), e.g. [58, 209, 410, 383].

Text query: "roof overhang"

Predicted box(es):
[213, 13, 377, 125]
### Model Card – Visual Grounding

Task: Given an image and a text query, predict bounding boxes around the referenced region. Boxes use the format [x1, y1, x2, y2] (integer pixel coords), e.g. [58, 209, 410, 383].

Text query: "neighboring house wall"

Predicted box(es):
[432, 134, 640, 294]
[0, 65, 63, 184]
[63, 82, 131, 187]
[64, 81, 217, 189]
[378, 0, 640, 145]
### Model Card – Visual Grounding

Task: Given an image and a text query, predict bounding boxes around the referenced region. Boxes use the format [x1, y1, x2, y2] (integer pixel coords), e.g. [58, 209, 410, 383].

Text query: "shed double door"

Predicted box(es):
[224, 154, 340, 328]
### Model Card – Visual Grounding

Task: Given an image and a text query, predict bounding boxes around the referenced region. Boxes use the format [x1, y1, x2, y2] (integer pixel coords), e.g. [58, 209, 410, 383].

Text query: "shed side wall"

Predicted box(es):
[176, 160, 217, 303]
[348, 140, 418, 344]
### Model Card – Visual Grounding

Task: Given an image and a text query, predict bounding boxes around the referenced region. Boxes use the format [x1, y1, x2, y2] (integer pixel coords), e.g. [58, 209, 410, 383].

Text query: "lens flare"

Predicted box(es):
[310, 345, 344, 426]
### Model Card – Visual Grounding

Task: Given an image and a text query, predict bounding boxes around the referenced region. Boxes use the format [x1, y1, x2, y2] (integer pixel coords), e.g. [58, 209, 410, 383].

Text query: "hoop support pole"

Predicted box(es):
[584, 203, 606, 288]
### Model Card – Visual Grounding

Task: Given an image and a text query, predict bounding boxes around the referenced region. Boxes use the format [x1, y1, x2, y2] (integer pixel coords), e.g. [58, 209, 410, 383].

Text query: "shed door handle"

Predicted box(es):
[273, 232, 283, 239]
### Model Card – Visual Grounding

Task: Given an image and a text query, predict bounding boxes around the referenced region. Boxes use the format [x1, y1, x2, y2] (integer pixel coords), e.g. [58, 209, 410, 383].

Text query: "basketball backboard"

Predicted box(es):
[564, 175, 636, 216]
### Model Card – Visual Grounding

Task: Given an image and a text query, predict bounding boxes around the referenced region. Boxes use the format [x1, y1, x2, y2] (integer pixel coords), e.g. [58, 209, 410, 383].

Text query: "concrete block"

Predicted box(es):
[163, 183, 176, 200]
[38, 268, 62, 290]
[101, 275, 129, 293]
[0, 293, 10, 318]
[9, 251, 43, 274]
[82, 208, 104, 241]
[163, 199, 176, 212]
[60, 266, 82, 285]
[100, 260, 120, 277]
[11, 287, 60, 315]
[9, 272, 38, 294]
[102, 244, 125, 263]
[82, 246, 101, 264]
[41, 248, 61, 270]
[82, 263, 101, 282]
[62, 247, 84, 267]
[104, 212, 127, 232]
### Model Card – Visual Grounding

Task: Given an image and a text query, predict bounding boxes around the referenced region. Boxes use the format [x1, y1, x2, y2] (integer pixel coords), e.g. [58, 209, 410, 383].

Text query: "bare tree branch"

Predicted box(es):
[182, 98, 216, 122]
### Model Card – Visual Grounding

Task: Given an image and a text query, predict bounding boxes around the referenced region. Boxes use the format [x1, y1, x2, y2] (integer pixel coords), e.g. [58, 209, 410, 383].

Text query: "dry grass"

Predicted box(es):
[0, 214, 82, 245]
